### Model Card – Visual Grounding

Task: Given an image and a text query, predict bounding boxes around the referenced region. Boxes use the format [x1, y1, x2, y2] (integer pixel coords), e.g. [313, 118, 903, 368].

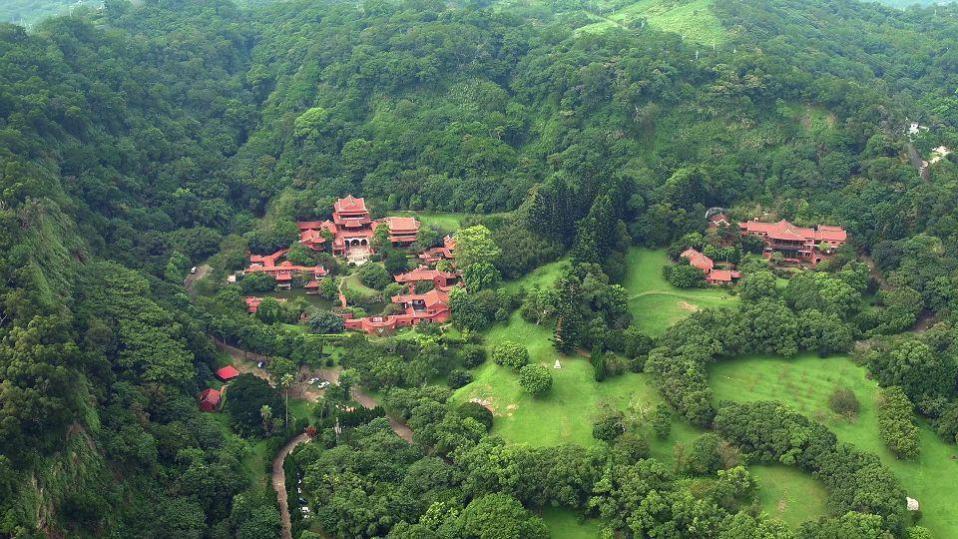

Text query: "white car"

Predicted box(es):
[190, 266, 197, 274]
[317, 381, 330, 389]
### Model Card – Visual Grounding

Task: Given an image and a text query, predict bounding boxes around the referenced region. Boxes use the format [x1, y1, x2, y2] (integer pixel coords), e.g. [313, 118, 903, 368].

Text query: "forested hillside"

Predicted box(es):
[5, 0, 958, 537]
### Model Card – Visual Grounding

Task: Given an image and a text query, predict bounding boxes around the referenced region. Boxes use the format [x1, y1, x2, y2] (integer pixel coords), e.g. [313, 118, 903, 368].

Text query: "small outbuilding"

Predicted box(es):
[216, 365, 240, 382]
[198, 388, 221, 412]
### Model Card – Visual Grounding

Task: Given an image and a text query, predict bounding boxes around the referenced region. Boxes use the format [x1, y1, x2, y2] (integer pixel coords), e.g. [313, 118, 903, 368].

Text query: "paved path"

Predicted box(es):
[272, 433, 310, 539]
[215, 338, 414, 536]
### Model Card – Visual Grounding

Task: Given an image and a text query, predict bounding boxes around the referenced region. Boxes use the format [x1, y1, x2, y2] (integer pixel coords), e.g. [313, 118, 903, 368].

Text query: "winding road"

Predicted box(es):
[213, 338, 414, 539]
[273, 433, 311, 539]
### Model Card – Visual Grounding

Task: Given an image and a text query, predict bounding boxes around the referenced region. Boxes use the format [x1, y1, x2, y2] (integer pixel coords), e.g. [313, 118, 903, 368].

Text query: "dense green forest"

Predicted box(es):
[6, 0, 958, 537]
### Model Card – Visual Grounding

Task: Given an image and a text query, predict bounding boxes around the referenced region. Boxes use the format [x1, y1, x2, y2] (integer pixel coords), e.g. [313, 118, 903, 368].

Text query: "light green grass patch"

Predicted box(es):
[777, 102, 837, 136]
[342, 273, 379, 299]
[540, 507, 604, 539]
[455, 311, 698, 454]
[388, 211, 467, 232]
[624, 248, 738, 336]
[578, 0, 728, 45]
[503, 258, 568, 294]
[750, 464, 828, 528]
[711, 355, 958, 536]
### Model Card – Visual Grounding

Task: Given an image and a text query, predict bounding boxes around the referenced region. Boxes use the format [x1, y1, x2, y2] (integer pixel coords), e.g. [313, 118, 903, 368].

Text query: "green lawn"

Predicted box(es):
[388, 211, 468, 232]
[750, 464, 828, 528]
[342, 273, 377, 296]
[454, 311, 698, 456]
[623, 248, 739, 336]
[577, 0, 729, 46]
[711, 355, 958, 536]
[540, 507, 603, 539]
[503, 258, 567, 294]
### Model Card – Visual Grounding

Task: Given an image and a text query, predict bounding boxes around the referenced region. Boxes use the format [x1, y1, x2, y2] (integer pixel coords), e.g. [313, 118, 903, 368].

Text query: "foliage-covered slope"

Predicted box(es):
[5, 0, 958, 535]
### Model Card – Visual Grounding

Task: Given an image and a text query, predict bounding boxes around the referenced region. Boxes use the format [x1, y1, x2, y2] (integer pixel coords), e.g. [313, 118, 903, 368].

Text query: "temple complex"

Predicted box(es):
[739, 218, 847, 265]
[297, 196, 421, 263]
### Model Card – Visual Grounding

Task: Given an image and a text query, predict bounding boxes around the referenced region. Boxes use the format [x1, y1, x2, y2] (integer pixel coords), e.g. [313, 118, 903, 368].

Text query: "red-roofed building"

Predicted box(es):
[739, 219, 847, 265]
[394, 265, 459, 289]
[216, 365, 240, 382]
[679, 248, 741, 286]
[198, 388, 221, 412]
[245, 249, 327, 290]
[681, 248, 714, 273]
[708, 213, 730, 228]
[246, 296, 263, 314]
[376, 216, 420, 246]
[420, 235, 456, 265]
[297, 197, 420, 259]
[343, 288, 453, 335]
[706, 269, 742, 285]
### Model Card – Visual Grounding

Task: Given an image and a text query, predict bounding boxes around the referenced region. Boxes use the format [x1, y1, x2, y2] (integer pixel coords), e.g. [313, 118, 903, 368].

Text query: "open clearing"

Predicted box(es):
[623, 248, 738, 336]
[454, 310, 699, 456]
[711, 354, 958, 536]
[576, 0, 729, 46]
[750, 464, 828, 528]
[541, 507, 603, 539]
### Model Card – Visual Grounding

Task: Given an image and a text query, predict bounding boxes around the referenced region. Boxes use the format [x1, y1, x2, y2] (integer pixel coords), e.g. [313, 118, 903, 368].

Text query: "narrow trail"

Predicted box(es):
[273, 432, 310, 539]
[183, 263, 210, 295]
[214, 338, 415, 536]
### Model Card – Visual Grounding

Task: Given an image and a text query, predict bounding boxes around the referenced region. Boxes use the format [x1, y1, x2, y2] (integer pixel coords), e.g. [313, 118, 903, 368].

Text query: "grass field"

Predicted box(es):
[455, 310, 699, 456]
[541, 507, 603, 539]
[503, 258, 567, 294]
[623, 248, 739, 336]
[750, 464, 828, 528]
[342, 273, 379, 297]
[387, 211, 469, 232]
[577, 0, 728, 45]
[711, 355, 958, 536]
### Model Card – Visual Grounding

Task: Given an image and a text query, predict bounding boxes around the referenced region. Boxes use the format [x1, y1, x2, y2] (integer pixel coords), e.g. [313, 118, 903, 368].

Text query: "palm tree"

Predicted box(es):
[280, 373, 294, 432]
[260, 404, 273, 436]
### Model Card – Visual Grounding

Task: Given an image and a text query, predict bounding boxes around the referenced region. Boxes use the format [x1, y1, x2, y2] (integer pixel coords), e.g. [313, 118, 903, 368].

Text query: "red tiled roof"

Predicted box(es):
[382, 216, 420, 233]
[392, 288, 449, 309]
[394, 266, 457, 284]
[709, 213, 729, 225]
[707, 269, 741, 283]
[815, 225, 847, 242]
[681, 248, 714, 273]
[739, 219, 847, 244]
[297, 220, 327, 231]
[199, 388, 221, 412]
[216, 365, 240, 381]
[334, 195, 367, 214]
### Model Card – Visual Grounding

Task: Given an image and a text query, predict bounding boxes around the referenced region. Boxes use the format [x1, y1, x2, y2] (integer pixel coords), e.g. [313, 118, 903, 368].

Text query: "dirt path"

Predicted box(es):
[183, 263, 210, 294]
[216, 339, 413, 537]
[272, 433, 310, 539]
[351, 389, 414, 443]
